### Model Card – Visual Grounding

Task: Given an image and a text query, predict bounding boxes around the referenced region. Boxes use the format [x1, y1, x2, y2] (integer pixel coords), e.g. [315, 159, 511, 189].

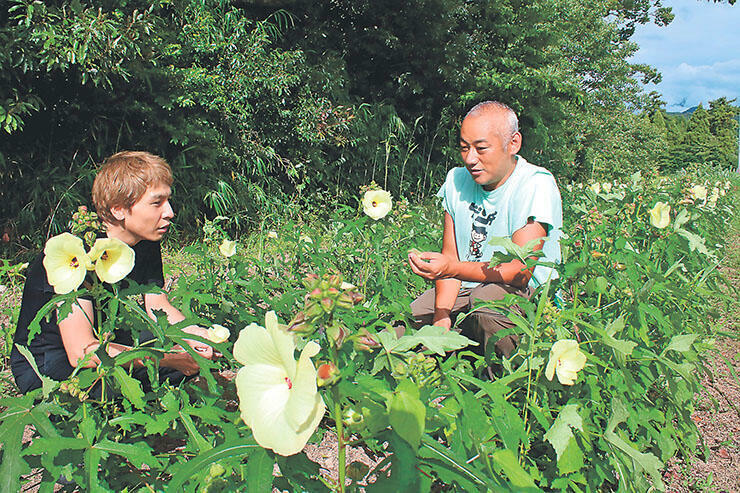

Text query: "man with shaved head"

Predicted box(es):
[408, 101, 562, 361]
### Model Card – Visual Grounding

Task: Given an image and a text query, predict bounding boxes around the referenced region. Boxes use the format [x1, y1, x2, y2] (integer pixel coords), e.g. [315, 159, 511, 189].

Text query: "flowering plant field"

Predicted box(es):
[0, 173, 737, 492]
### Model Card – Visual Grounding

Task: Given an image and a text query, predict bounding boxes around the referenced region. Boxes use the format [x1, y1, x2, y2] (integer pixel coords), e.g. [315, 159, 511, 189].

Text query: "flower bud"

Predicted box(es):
[321, 297, 334, 312]
[326, 322, 347, 348]
[317, 362, 340, 387]
[590, 251, 605, 259]
[287, 312, 314, 335]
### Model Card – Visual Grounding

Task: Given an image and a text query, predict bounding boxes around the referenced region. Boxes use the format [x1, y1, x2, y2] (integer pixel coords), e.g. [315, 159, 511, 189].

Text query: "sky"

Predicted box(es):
[630, 0, 740, 112]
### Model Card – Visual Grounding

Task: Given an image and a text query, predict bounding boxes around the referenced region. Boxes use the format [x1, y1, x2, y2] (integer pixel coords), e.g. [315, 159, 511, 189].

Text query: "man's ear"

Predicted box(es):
[508, 132, 522, 154]
[110, 206, 126, 221]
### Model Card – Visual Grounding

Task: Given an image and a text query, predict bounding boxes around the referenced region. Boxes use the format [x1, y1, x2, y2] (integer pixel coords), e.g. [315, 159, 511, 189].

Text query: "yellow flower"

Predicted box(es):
[602, 182, 612, 193]
[362, 190, 392, 220]
[43, 233, 91, 294]
[219, 239, 237, 258]
[267, 231, 278, 240]
[689, 185, 707, 201]
[648, 202, 670, 229]
[299, 235, 313, 244]
[88, 238, 135, 284]
[234, 311, 325, 456]
[207, 324, 230, 344]
[589, 183, 601, 195]
[340, 281, 356, 290]
[545, 340, 587, 386]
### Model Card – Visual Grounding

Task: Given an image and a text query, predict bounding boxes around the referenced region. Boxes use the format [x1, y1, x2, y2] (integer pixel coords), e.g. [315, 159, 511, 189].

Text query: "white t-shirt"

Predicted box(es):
[437, 155, 563, 288]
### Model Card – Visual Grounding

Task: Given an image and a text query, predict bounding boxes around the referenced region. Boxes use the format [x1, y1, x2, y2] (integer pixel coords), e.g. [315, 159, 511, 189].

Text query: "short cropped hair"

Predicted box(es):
[465, 101, 519, 141]
[92, 151, 173, 224]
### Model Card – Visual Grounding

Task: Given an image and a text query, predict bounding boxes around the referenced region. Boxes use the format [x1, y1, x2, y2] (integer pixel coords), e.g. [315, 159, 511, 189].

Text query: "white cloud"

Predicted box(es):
[630, 0, 740, 110]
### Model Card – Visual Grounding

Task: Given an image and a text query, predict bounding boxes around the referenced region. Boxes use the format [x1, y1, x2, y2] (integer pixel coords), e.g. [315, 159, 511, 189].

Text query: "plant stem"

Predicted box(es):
[329, 345, 346, 493]
[331, 385, 346, 493]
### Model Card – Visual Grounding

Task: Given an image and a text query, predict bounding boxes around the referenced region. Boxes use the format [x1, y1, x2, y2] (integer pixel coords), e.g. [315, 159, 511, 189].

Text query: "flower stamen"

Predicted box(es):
[285, 377, 292, 389]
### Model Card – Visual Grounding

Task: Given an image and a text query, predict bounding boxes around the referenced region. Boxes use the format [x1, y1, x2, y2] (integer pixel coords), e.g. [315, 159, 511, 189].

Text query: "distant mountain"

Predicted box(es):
[667, 106, 698, 118]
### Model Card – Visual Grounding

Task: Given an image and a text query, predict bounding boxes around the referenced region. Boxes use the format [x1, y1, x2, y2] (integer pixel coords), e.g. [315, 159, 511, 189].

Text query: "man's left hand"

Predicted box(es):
[408, 252, 457, 281]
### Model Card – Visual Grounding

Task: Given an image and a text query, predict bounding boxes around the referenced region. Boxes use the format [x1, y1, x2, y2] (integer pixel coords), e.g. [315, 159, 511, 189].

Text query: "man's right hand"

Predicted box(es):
[162, 350, 201, 376]
[432, 315, 452, 330]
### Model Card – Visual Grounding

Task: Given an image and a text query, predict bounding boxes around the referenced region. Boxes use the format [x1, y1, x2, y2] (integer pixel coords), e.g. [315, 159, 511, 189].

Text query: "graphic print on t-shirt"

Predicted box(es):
[468, 202, 497, 259]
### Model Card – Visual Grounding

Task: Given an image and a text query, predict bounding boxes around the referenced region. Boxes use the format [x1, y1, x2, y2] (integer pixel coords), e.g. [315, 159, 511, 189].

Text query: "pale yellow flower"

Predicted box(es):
[299, 235, 313, 244]
[219, 239, 237, 258]
[88, 238, 135, 284]
[648, 202, 671, 229]
[362, 190, 392, 220]
[207, 324, 230, 344]
[689, 185, 707, 201]
[43, 233, 91, 294]
[602, 182, 612, 193]
[234, 311, 325, 456]
[589, 183, 601, 195]
[340, 281, 356, 290]
[267, 231, 278, 240]
[545, 340, 587, 386]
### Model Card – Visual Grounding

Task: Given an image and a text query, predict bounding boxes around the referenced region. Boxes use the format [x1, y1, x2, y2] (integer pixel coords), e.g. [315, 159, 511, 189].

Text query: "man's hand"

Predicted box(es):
[432, 315, 452, 330]
[181, 326, 215, 360]
[161, 350, 202, 376]
[408, 251, 458, 281]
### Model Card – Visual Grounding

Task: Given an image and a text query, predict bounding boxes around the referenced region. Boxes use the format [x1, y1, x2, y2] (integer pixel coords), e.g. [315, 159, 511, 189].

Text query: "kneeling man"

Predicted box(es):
[408, 101, 562, 357]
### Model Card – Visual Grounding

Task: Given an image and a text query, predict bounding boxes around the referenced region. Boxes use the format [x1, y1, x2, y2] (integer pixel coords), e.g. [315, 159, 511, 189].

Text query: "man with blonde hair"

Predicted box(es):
[408, 101, 562, 359]
[11, 151, 215, 394]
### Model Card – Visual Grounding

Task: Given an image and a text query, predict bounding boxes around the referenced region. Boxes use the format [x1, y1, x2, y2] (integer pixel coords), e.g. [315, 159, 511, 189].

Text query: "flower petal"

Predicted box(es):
[43, 233, 89, 294]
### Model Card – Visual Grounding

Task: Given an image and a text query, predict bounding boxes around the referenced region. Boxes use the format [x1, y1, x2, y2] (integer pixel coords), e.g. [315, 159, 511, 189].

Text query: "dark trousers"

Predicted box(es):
[410, 282, 531, 358]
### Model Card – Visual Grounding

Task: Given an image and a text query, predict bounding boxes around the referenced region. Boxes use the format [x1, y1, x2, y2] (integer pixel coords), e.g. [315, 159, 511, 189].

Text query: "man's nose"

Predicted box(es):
[163, 200, 175, 219]
[462, 149, 478, 165]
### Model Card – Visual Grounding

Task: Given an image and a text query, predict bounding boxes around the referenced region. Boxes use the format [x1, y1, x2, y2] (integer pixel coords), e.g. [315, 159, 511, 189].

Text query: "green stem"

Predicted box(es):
[329, 345, 346, 493]
[333, 389, 346, 493]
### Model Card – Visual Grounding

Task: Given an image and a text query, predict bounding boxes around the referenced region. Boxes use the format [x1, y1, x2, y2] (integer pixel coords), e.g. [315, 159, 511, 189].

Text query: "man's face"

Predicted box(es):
[459, 112, 521, 191]
[116, 184, 174, 245]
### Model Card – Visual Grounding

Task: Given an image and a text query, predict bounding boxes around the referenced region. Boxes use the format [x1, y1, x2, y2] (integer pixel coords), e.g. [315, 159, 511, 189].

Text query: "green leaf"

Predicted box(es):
[604, 398, 664, 490]
[392, 325, 477, 355]
[14, 344, 56, 396]
[387, 380, 425, 450]
[488, 236, 545, 265]
[94, 439, 161, 468]
[544, 403, 583, 461]
[490, 449, 540, 491]
[168, 440, 259, 491]
[246, 446, 274, 493]
[112, 367, 146, 409]
[0, 397, 35, 493]
[676, 228, 712, 256]
[557, 437, 585, 475]
[663, 334, 699, 354]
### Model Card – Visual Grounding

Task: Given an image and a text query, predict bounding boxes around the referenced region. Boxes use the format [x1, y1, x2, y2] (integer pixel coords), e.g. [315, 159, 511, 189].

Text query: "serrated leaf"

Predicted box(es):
[112, 367, 145, 409]
[605, 398, 664, 490]
[388, 380, 425, 450]
[664, 333, 699, 354]
[490, 449, 539, 491]
[488, 236, 545, 265]
[557, 437, 584, 475]
[14, 344, 56, 396]
[544, 403, 583, 461]
[392, 325, 477, 355]
[168, 440, 259, 491]
[94, 439, 161, 468]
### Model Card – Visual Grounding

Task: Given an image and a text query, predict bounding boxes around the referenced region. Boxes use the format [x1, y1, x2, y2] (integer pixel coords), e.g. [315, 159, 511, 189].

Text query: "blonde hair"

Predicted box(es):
[92, 151, 173, 224]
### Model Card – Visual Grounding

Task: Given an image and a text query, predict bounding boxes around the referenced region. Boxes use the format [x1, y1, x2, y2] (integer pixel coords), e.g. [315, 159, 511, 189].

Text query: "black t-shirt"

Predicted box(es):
[10, 239, 164, 392]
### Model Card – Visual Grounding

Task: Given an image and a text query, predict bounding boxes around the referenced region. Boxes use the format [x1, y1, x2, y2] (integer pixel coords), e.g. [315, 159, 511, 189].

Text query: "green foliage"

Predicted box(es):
[1, 0, 706, 253]
[1, 174, 737, 491]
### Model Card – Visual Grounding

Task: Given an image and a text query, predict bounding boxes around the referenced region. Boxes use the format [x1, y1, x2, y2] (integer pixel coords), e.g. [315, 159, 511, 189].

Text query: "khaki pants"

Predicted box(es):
[410, 283, 532, 358]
